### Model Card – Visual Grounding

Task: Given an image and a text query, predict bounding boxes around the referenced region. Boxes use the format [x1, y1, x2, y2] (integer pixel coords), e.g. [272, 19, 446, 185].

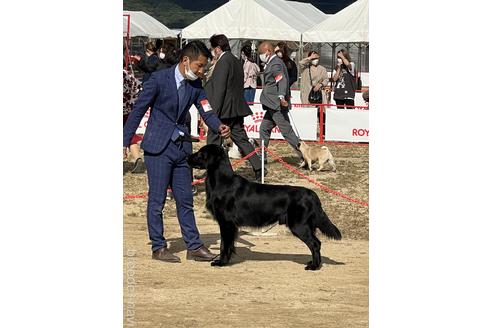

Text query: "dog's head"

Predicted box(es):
[187, 144, 228, 170]
[298, 141, 309, 153]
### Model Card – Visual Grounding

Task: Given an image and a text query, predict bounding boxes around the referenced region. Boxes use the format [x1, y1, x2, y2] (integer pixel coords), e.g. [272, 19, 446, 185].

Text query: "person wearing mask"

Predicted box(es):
[257, 41, 304, 166]
[123, 41, 231, 263]
[154, 44, 197, 197]
[156, 44, 181, 71]
[137, 41, 159, 83]
[274, 41, 298, 88]
[332, 49, 357, 109]
[299, 51, 329, 104]
[240, 44, 260, 104]
[204, 34, 263, 181]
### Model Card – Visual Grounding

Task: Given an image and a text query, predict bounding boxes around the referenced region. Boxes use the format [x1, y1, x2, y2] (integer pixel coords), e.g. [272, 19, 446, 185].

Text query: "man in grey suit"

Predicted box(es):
[258, 41, 304, 164]
[204, 34, 263, 181]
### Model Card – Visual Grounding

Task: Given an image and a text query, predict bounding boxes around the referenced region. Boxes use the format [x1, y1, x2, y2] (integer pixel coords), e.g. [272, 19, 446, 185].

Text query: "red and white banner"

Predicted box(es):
[136, 106, 198, 136]
[324, 107, 369, 142]
[135, 89, 368, 143]
[136, 109, 150, 135]
[243, 104, 318, 141]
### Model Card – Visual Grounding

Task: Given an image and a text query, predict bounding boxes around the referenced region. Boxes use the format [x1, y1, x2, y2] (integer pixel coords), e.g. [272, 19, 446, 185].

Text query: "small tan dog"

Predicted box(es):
[298, 141, 336, 172]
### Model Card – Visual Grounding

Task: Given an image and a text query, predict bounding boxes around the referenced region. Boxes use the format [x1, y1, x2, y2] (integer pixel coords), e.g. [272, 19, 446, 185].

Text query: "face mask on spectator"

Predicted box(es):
[276, 51, 283, 58]
[241, 53, 246, 61]
[159, 52, 165, 60]
[337, 58, 343, 65]
[311, 59, 319, 66]
[259, 53, 269, 63]
[184, 58, 199, 81]
[211, 49, 216, 58]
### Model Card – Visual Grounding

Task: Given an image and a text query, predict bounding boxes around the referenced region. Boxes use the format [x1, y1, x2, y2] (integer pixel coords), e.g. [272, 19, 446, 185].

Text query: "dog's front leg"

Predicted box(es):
[211, 220, 238, 267]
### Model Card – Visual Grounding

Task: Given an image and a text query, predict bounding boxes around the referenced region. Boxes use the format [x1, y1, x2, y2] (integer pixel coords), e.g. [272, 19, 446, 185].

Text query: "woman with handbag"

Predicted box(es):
[300, 51, 329, 104]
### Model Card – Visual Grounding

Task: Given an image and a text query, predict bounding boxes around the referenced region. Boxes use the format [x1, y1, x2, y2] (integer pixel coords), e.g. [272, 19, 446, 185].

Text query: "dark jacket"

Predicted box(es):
[285, 58, 298, 87]
[138, 53, 159, 82]
[204, 51, 252, 119]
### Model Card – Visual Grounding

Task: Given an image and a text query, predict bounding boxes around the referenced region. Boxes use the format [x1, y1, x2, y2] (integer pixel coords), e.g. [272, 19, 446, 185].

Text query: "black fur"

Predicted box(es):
[187, 144, 341, 270]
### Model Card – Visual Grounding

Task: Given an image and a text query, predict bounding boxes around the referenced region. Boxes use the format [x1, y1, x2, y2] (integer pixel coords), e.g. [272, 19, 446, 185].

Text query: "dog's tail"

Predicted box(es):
[313, 195, 342, 240]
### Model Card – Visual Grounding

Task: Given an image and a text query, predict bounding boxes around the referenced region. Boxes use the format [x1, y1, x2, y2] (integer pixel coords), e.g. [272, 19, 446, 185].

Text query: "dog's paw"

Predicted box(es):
[304, 262, 321, 270]
[211, 259, 226, 267]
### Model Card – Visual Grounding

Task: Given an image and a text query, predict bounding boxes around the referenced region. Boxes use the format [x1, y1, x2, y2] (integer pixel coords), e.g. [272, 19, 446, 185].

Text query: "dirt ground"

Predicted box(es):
[123, 140, 368, 327]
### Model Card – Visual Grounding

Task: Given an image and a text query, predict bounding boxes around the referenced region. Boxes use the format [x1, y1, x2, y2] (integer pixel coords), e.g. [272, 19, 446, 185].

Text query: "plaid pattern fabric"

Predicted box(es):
[123, 67, 222, 151]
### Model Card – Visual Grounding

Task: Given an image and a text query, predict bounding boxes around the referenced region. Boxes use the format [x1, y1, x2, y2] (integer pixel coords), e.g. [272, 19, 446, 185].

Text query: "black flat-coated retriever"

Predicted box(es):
[187, 144, 342, 270]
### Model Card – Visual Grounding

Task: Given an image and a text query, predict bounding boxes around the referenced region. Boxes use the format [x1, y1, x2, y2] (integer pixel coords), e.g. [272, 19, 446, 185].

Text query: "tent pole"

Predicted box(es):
[332, 42, 337, 72]
[298, 36, 303, 89]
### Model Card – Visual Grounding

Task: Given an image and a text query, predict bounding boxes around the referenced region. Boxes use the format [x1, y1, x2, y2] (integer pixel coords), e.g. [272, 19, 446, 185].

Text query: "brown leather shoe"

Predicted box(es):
[152, 247, 181, 263]
[186, 246, 218, 262]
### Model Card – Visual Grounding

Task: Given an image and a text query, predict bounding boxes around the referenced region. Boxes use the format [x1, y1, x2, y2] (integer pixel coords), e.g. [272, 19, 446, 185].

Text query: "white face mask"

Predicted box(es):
[276, 51, 283, 58]
[337, 58, 343, 65]
[259, 53, 269, 63]
[184, 59, 199, 81]
[159, 52, 165, 60]
[241, 53, 246, 61]
[311, 59, 319, 66]
[211, 49, 216, 58]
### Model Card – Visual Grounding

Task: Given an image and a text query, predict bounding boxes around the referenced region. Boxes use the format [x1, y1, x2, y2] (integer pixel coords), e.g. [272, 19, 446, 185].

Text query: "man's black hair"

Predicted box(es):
[179, 40, 212, 62]
[209, 34, 231, 52]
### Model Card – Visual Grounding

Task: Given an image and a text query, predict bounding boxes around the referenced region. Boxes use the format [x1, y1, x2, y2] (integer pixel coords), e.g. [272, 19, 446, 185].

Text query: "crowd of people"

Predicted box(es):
[122, 35, 362, 263]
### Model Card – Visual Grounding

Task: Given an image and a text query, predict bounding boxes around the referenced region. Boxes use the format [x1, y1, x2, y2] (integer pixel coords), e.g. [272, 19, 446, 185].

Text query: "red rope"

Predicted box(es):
[124, 147, 368, 208]
[246, 101, 368, 110]
[123, 149, 258, 201]
[263, 147, 368, 207]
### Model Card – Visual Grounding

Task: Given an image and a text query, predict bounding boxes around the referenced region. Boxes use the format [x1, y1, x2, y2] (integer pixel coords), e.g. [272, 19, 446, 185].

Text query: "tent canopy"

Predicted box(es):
[123, 11, 177, 39]
[181, 0, 327, 42]
[302, 0, 368, 43]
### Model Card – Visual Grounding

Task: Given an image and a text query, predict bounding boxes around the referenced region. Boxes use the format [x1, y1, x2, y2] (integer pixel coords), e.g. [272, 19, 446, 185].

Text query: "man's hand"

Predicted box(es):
[280, 98, 289, 107]
[313, 84, 322, 92]
[123, 147, 128, 160]
[218, 124, 231, 138]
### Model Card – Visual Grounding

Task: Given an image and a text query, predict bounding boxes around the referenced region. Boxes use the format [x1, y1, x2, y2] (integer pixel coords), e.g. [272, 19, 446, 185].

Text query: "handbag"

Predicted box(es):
[308, 67, 322, 104]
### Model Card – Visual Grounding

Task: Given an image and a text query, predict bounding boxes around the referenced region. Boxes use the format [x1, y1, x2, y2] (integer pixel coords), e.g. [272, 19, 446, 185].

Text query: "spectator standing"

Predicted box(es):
[275, 42, 298, 88]
[258, 41, 304, 165]
[138, 41, 159, 83]
[332, 49, 357, 109]
[204, 34, 263, 181]
[241, 44, 260, 104]
[123, 41, 231, 263]
[299, 51, 329, 104]
[156, 43, 181, 71]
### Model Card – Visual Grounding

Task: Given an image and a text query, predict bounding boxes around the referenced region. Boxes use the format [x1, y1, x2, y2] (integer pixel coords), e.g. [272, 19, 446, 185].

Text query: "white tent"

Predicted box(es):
[181, 0, 327, 42]
[123, 11, 177, 39]
[302, 0, 368, 43]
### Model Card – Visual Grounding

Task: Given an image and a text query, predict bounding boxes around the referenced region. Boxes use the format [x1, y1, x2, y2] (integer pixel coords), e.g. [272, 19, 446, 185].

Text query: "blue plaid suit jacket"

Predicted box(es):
[123, 65, 222, 154]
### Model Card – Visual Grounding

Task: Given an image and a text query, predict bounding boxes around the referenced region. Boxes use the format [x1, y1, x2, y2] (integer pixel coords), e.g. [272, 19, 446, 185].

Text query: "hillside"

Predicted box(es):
[123, 0, 356, 28]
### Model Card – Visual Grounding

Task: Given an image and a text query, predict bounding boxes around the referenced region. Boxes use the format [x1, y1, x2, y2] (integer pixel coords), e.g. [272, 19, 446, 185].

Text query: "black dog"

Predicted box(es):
[187, 144, 342, 270]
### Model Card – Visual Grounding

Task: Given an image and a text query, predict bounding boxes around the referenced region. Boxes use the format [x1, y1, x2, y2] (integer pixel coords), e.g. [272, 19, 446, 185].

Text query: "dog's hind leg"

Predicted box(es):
[212, 220, 238, 267]
[289, 223, 322, 270]
[307, 158, 313, 171]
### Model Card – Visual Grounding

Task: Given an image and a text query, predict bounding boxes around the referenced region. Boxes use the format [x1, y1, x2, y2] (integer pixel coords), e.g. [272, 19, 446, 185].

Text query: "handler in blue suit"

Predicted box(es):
[123, 41, 231, 263]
